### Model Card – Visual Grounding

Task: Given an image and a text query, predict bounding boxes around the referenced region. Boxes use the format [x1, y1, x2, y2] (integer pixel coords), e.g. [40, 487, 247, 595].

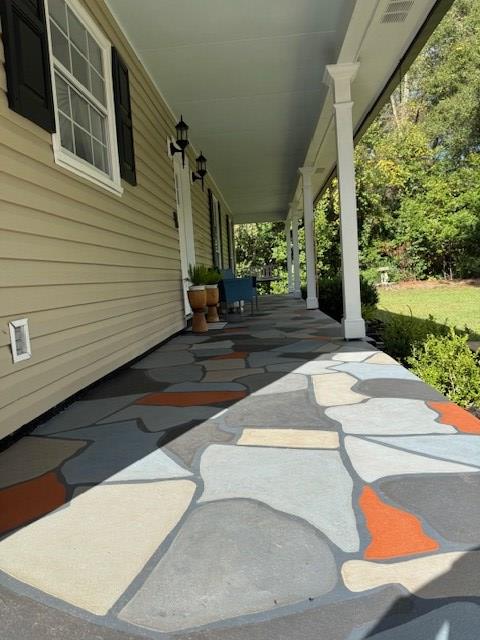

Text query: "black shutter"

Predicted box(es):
[208, 188, 218, 267]
[0, 0, 55, 132]
[218, 201, 224, 268]
[226, 214, 232, 268]
[111, 47, 136, 185]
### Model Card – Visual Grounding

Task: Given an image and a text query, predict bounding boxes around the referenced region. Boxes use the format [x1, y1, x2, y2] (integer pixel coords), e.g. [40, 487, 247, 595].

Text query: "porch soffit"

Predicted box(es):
[106, 0, 447, 225]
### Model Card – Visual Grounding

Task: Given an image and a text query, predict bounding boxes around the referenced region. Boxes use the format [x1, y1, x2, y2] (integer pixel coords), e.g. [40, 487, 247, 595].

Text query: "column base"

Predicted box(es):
[293, 290, 302, 299]
[306, 296, 318, 310]
[342, 317, 366, 340]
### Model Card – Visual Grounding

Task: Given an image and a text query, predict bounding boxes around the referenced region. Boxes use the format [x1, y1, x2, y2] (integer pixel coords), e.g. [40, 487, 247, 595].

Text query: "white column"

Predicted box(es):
[285, 220, 293, 294]
[299, 167, 318, 310]
[291, 215, 301, 298]
[326, 63, 365, 339]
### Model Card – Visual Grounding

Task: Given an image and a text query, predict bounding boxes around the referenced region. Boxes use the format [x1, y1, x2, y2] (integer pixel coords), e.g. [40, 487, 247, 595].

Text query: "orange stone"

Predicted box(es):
[428, 401, 480, 434]
[211, 352, 248, 360]
[136, 391, 247, 406]
[0, 472, 67, 536]
[359, 486, 439, 560]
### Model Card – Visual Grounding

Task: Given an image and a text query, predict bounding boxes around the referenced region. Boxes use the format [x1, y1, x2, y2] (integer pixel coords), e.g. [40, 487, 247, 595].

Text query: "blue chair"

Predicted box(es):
[219, 276, 256, 321]
[220, 268, 259, 311]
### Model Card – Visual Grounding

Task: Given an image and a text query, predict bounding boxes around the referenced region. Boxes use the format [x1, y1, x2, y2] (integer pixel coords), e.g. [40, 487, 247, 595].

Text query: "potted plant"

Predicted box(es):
[204, 268, 223, 323]
[187, 264, 209, 333]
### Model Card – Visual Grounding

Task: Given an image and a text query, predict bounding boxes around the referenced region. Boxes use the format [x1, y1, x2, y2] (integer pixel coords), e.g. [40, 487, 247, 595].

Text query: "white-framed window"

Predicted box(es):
[45, 0, 122, 194]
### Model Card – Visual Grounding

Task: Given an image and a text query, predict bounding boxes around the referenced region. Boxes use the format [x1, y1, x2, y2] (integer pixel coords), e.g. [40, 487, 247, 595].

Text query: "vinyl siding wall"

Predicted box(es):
[0, 0, 231, 439]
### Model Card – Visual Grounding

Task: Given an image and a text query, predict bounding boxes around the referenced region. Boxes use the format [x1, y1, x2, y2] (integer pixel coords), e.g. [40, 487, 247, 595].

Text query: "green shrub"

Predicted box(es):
[407, 329, 480, 409]
[204, 268, 223, 285]
[316, 274, 378, 322]
[380, 311, 450, 363]
[188, 263, 210, 286]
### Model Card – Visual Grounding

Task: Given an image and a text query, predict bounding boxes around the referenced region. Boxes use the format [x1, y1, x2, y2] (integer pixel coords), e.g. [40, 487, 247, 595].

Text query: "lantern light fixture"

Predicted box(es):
[170, 115, 189, 166]
[192, 152, 207, 191]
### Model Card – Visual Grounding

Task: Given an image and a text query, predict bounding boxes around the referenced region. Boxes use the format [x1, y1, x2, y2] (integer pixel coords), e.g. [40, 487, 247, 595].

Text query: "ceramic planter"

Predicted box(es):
[205, 284, 220, 322]
[187, 285, 208, 333]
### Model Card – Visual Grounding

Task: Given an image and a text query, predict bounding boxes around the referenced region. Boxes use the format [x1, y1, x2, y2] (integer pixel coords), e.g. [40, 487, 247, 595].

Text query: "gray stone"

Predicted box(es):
[132, 350, 194, 368]
[224, 390, 326, 428]
[247, 351, 301, 368]
[176, 587, 407, 640]
[273, 340, 324, 354]
[86, 369, 168, 399]
[119, 500, 337, 633]
[369, 434, 480, 467]
[175, 335, 211, 344]
[333, 362, 418, 381]
[192, 349, 233, 358]
[98, 406, 219, 432]
[165, 420, 235, 466]
[266, 360, 309, 373]
[354, 378, 446, 401]
[165, 382, 247, 392]
[254, 373, 308, 394]
[360, 603, 480, 640]
[199, 445, 359, 552]
[0, 583, 143, 640]
[33, 396, 142, 435]
[235, 373, 284, 393]
[148, 365, 204, 383]
[191, 340, 234, 350]
[0, 437, 85, 488]
[380, 475, 480, 545]
[55, 421, 162, 484]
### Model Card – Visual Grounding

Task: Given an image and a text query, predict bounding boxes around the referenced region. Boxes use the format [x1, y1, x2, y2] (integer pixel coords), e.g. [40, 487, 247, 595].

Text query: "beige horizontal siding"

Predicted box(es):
[0, 0, 232, 438]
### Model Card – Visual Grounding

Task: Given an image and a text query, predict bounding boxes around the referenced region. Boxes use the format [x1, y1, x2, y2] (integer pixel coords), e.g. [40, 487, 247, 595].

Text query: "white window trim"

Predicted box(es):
[9, 318, 32, 363]
[45, 0, 123, 195]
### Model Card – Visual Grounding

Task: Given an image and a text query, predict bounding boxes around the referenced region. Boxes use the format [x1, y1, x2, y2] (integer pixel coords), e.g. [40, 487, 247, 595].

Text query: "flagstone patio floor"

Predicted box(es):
[0, 295, 479, 639]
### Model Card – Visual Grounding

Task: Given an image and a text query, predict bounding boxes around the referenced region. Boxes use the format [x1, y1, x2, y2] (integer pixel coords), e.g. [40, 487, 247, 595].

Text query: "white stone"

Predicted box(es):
[237, 429, 339, 449]
[0, 480, 196, 615]
[327, 398, 457, 435]
[199, 444, 358, 552]
[313, 373, 367, 406]
[344, 436, 479, 482]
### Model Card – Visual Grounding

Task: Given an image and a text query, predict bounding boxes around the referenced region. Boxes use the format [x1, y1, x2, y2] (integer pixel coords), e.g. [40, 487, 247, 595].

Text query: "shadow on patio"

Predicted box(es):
[0, 295, 479, 638]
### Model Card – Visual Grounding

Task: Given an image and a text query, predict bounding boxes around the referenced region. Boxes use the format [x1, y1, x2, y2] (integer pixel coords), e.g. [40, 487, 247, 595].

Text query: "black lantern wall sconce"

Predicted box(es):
[192, 152, 207, 191]
[170, 115, 189, 167]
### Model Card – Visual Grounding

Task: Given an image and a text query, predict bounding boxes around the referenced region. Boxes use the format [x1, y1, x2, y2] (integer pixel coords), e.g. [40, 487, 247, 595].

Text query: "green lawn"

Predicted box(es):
[376, 283, 480, 339]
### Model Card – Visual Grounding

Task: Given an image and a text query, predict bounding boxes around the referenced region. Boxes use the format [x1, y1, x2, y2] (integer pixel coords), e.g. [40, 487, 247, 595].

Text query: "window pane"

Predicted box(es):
[73, 125, 93, 163]
[67, 8, 87, 55]
[59, 113, 74, 153]
[51, 22, 70, 70]
[90, 106, 106, 143]
[49, 0, 67, 33]
[90, 69, 105, 105]
[71, 47, 90, 91]
[88, 33, 103, 75]
[70, 90, 90, 130]
[55, 73, 70, 116]
[92, 139, 108, 174]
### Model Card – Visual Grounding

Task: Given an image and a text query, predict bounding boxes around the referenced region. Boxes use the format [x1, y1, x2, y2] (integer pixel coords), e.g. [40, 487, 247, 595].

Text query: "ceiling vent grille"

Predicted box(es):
[381, 0, 415, 23]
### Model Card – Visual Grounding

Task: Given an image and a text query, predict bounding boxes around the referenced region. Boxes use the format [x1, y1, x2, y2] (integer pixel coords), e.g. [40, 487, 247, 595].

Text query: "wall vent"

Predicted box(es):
[381, 0, 415, 23]
[9, 318, 32, 363]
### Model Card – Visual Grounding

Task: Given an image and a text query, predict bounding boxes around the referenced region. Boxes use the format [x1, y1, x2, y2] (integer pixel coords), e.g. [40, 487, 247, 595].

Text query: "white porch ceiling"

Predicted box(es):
[107, 0, 445, 224]
[106, 0, 356, 221]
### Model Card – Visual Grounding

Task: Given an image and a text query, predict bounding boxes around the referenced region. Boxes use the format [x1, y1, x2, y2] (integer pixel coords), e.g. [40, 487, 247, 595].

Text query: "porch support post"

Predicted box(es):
[299, 166, 318, 310]
[326, 62, 366, 339]
[291, 215, 301, 298]
[285, 220, 293, 294]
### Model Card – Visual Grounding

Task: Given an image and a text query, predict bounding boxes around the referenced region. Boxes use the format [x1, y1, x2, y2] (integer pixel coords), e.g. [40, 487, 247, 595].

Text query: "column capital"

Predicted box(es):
[325, 62, 359, 104]
[298, 166, 314, 184]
